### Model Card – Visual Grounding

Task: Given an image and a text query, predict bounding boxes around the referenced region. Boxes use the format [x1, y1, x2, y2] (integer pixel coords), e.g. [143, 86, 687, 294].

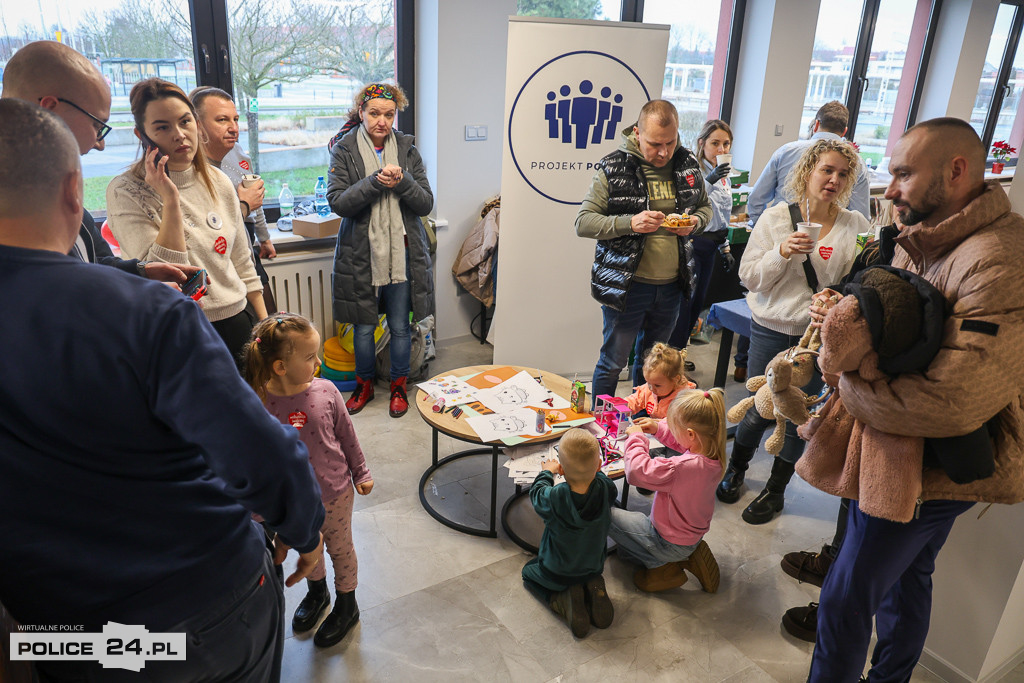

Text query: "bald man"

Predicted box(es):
[1, 40, 197, 285]
[801, 118, 1024, 681]
[0, 98, 325, 681]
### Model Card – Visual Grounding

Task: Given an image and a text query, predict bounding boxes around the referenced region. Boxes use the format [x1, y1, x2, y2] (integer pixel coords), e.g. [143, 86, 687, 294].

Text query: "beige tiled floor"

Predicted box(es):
[280, 334, 1024, 682]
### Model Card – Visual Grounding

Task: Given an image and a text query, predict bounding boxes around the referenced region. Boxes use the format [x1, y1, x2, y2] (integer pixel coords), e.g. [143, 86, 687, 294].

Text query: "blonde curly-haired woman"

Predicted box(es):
[719, 138, 869, 524]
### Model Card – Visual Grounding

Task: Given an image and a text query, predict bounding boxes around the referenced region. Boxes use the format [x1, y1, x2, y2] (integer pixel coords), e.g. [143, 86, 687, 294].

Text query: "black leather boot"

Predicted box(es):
[292, 578, 330, 633]
[742, 458, 796, 524]
[314, 590, 360, 647]
[716, 443, 757, 503]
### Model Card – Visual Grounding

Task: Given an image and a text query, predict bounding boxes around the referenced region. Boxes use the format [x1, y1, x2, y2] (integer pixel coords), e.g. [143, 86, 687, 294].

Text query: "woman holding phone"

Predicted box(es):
[107, 78, 267, 367]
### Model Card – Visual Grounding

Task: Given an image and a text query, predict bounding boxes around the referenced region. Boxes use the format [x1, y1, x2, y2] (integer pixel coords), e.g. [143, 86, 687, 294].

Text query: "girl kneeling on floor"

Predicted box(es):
[609, 389, 726, 593]
[243, 313, 374, 648]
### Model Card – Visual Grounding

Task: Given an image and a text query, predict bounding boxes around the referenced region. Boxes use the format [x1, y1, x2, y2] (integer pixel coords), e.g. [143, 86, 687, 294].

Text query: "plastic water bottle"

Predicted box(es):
[314, 176, 329, 216]
[278, 183, 294, 231]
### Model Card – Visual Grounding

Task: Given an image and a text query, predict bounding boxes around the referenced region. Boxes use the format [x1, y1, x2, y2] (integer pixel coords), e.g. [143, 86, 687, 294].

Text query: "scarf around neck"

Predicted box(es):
[356, 125, 406, 286]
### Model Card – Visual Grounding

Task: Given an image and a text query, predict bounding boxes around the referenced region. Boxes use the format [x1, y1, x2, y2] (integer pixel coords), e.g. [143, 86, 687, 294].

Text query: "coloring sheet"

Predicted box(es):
[466, 408, 551, 442]
[416, 376, 478, 405]
[475, 371, 551, 413]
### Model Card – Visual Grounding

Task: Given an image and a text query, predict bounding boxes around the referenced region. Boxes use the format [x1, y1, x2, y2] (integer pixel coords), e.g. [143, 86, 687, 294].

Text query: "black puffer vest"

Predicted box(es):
[590, 148, 702, 310]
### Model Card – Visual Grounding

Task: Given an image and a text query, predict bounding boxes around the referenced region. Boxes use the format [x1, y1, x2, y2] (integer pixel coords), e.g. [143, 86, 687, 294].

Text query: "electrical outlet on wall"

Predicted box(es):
[775, 124, 784, 136]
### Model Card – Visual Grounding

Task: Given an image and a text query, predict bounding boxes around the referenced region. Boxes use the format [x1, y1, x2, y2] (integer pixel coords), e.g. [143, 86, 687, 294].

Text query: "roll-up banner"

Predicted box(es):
[493, 16, 670, 375]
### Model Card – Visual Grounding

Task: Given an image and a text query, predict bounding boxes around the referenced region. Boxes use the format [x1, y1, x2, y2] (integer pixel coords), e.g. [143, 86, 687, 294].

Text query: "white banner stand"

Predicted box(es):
[493, 16, 670, 376]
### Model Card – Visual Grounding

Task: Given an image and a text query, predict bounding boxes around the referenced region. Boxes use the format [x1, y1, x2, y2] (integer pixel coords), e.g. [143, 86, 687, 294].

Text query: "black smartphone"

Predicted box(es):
[181, 269, 208, 301]
[138, 132, 170, 176]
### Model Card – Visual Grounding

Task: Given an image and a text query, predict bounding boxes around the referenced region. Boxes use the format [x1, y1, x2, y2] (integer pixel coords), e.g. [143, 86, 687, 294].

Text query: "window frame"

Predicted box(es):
[184, 0, 411, 213]
[978, 0, 1024, 154]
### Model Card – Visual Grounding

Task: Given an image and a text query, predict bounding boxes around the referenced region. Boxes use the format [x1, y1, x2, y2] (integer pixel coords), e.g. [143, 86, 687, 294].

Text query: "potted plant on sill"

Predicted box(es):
[991, 140, 1016, 174]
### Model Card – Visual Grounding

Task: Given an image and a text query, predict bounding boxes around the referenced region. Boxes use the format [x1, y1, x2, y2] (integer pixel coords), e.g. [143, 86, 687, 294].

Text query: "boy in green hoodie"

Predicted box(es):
[522, 428, 618, 637]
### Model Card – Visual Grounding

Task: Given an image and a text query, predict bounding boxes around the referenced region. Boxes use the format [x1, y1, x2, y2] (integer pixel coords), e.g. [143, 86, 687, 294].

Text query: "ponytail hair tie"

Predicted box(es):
[255, 337, 261, 343]
[703, 391, 710, 398]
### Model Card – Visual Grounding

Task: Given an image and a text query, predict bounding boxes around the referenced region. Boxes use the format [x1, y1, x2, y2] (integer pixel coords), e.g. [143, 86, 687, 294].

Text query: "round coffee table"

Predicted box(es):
[416, 365, 575, 538]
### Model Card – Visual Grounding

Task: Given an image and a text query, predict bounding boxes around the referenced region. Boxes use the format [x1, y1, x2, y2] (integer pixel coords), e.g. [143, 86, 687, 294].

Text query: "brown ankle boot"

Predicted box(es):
[345, 377, 374, 414]
[633, 563, 687, 592]
[679, 540, 720, 593]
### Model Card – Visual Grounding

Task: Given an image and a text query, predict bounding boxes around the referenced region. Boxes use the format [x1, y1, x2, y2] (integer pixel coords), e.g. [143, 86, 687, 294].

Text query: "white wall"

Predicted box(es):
[416, 0, 517, 344]
[730, 0, 820, 185]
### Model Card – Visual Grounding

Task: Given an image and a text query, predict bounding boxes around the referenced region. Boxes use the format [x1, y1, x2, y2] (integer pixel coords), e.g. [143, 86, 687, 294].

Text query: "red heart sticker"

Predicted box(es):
[819, 245, 833, 260]
[239, 160, 250, 171]
[214, 236, 227, 254]
[685, 173, 695, 187]
[288, 412, 307, 429]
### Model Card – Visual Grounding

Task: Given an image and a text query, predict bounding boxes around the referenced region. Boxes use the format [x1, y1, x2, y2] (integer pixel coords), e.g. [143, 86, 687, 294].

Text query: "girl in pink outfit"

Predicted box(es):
[609, 389, 726, 593]
[624, 342, 696, 419]
[243, 313, 373, 649]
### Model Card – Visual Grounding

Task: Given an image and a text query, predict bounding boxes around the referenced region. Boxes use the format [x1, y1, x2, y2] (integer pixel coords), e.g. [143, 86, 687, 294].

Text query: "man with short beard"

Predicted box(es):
[802, 118, 1024, 681]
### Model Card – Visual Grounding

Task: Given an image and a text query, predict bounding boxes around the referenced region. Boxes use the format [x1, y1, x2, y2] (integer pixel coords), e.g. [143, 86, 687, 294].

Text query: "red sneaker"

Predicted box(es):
[389, 377, 408, 418]
[345, 377, 374, 414]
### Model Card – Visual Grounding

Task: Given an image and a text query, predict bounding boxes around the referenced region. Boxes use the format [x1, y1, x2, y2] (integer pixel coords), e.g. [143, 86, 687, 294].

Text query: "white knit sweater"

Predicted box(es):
[739, 201, 869, 335]
[106, 165, 262, 323]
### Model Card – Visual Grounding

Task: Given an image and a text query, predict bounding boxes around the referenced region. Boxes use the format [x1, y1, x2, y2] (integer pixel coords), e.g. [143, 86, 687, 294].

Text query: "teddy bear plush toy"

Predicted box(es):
[796, 265, 994, 522]
[725, 323, 831, 455]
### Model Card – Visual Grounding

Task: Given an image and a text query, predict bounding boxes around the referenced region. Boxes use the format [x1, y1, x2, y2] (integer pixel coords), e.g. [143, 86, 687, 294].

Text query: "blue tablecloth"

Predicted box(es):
[707, 298, 752, 338]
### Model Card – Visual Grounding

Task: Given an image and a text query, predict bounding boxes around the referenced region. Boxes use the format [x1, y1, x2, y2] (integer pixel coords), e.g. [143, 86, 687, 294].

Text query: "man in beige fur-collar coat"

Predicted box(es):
[804, 118, 1024, 682]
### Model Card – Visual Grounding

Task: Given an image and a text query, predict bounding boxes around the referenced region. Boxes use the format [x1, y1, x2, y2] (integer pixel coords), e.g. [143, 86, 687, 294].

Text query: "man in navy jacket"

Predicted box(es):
[0, 98, 324, 682]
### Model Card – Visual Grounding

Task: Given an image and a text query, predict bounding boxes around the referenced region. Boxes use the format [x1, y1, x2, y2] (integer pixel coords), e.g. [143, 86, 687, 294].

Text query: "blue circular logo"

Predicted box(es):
[508, 51, 651, 205]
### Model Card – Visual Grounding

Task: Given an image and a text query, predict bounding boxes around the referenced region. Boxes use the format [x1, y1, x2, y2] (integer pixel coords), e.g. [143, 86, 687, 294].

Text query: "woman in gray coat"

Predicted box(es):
[327, 82, 434, 418]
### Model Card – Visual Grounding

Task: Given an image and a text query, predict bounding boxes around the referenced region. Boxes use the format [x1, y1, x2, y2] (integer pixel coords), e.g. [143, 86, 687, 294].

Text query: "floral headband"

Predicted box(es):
[362, 84, 395, 104]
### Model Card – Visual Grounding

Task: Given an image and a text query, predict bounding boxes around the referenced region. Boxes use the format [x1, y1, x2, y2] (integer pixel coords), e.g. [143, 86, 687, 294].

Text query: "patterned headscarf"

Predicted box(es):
[362, 84, 395, 104]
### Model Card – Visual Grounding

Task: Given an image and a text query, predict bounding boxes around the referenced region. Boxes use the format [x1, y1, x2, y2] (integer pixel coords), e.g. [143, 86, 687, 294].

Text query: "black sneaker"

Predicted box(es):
[782, 602, 817, 642]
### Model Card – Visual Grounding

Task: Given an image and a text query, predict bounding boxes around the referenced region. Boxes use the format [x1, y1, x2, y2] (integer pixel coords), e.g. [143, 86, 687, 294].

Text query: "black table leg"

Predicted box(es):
[489, 444, 498, 535]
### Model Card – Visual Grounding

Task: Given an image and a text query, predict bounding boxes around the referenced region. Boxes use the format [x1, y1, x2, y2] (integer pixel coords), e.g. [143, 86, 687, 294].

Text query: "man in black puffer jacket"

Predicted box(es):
[576, 100, 712, 404]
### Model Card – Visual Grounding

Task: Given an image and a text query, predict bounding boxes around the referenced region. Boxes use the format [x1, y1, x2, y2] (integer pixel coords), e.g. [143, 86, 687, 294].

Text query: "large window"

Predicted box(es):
[0, 0, 404, 213]
[850, 0, 918, 167]
[226, 0, 395, 201]
[799, 1, 863, 140]
[970, 1, 1024, 156]
[800, 0, 922, 168]
[641, 0, 726, 146]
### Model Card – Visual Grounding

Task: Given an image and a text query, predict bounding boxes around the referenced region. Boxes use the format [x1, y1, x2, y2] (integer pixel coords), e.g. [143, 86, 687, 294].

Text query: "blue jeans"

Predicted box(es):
[668, 236, 718, 349]
[810, 499, 974, 683]
[354, 278, 412, 381]
[733, 319, 823, 464]
[592, 281, 683, 406]
[608, 507, 699, 568]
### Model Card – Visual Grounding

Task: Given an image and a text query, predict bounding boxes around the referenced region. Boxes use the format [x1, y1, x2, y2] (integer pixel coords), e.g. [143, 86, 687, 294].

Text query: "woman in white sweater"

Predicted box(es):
[719, 138, 868, 524]
[107, 79, 267, 367]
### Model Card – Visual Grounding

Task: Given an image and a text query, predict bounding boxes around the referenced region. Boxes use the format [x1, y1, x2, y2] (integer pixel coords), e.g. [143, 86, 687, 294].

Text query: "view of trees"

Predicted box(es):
[517, 0, 604, 20]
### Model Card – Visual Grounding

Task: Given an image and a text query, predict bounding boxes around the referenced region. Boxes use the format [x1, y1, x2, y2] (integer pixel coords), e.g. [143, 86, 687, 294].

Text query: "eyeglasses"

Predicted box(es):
[44, 97, 112, 142]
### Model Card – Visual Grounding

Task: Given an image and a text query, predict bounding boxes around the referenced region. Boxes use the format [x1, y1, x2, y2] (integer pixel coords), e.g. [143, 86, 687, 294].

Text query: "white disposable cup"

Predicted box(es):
[716, 153, 733, 172]
[795, 221, 822, 262]
[241, 174, 261, 188]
